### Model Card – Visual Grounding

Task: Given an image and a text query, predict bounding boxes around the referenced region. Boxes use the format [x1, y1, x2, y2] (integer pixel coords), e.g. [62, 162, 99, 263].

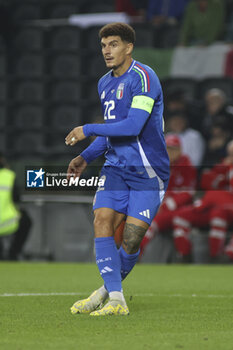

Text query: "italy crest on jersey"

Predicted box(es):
[116, 83, 124, 99]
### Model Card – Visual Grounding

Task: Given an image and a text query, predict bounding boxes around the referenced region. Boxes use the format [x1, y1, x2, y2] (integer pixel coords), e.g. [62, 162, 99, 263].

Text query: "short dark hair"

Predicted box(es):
[99, 22, 136, 44]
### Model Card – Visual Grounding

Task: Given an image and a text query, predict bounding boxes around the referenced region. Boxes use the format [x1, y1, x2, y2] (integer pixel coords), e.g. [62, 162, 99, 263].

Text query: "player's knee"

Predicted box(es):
[93, 211, 113, 235]
[209, 208, 226, 221]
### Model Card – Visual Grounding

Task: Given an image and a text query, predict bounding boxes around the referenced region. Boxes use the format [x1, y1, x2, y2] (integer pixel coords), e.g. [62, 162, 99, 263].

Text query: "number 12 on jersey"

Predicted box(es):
[104, 100, 116, 120]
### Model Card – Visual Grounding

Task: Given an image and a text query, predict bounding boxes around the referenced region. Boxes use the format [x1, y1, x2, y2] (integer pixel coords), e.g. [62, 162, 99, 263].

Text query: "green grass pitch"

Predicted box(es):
[0, 263, 233, 350]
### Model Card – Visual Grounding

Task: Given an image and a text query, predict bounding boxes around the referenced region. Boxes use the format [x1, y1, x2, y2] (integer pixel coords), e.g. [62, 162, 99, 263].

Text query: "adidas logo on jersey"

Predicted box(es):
[139, 209, 150, 219]
[100, 266, 113, 275]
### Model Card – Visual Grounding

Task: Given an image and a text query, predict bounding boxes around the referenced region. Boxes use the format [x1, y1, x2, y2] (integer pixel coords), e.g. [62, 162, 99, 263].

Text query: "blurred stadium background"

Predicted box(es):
[1, 0, 233, 263]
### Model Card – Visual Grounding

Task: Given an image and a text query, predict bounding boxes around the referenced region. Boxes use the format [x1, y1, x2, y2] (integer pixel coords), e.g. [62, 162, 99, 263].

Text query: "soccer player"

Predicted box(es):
[65, 22, 170, 316]
[172, 140, 233, 260]
[140, 134, 197, 257]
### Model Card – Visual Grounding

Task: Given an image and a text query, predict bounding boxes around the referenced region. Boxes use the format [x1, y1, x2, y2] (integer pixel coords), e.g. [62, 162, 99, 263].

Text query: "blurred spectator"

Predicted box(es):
[115, 0, 147, 17]
[0, 152, 31, 260]
[202, 121, 231, 167]
[179, 0, 225, 46]
[147, 0, 190, 25]
[165, 88, 203, 131]
[202, 88, 227, 136]
[166, 112, 205, 166]
[140, 134, 197, 257]
[144, 0, 190, 47]
[165, 89, 187, 114]
[222, 39, 233, 79]
[172, 140, 233, 262]
[224, 49, 233, 78]
[201, 140, 233, 190]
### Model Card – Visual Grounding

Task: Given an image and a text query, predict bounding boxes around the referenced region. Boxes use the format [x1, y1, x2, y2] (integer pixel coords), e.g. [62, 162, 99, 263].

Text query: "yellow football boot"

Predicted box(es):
[70, 290, 105, 314]
[90, 299, 129, 316]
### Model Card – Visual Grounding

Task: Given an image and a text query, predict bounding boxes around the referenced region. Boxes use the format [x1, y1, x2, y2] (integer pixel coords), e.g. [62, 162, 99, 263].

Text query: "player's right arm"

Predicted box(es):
[67, 136, 107, 180]
[67, 155, 87, 180]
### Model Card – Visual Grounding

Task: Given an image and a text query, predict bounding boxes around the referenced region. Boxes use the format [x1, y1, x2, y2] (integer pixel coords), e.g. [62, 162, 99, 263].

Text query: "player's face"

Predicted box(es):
[205, 94, 224, 116]
[101, 36, 132, 71]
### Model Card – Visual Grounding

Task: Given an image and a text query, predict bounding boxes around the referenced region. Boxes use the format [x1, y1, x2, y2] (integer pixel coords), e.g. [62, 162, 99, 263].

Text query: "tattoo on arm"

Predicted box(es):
[122, 223, 147, 254]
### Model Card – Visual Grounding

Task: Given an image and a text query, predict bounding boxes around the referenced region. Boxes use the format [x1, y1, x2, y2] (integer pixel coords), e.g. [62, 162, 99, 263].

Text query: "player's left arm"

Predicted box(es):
[83, 95, 155, 137]
[65, 100, 153, 142]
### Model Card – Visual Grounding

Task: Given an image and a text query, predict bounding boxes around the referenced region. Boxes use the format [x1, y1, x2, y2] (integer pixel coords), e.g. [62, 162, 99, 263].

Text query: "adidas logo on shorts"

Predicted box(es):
[139, 209, 150, 219]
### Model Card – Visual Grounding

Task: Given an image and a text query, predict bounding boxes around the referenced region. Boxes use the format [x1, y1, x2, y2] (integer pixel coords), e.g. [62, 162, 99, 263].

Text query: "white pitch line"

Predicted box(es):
[0, 292, 233, 298]
[0, 292, 84, 297]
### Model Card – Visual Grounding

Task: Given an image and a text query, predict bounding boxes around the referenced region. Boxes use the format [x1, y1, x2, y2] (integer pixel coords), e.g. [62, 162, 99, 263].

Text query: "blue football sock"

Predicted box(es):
[119, 246, 140, 280]
[95, 237, 122, 293]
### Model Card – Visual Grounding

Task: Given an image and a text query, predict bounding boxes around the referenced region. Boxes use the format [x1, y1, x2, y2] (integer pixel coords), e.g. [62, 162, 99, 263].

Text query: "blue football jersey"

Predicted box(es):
[96, 59, 170, 182]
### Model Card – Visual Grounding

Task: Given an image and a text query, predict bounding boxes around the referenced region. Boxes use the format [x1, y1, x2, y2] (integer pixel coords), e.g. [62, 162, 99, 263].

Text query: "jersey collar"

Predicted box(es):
[111, 59, 136, 79]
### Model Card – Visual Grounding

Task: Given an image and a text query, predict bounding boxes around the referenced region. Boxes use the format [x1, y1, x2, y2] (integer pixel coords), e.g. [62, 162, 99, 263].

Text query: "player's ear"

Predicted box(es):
[126, 43, 133, 55]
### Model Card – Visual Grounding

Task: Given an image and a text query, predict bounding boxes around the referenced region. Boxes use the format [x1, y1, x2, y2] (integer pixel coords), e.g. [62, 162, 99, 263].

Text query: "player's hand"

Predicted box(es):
[67, 155, 87, 180]
[65, 126, 86, 146]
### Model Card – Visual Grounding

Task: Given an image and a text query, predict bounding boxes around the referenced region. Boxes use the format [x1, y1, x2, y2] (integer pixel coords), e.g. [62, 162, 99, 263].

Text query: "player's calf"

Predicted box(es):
[173, 216, 192, 256]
